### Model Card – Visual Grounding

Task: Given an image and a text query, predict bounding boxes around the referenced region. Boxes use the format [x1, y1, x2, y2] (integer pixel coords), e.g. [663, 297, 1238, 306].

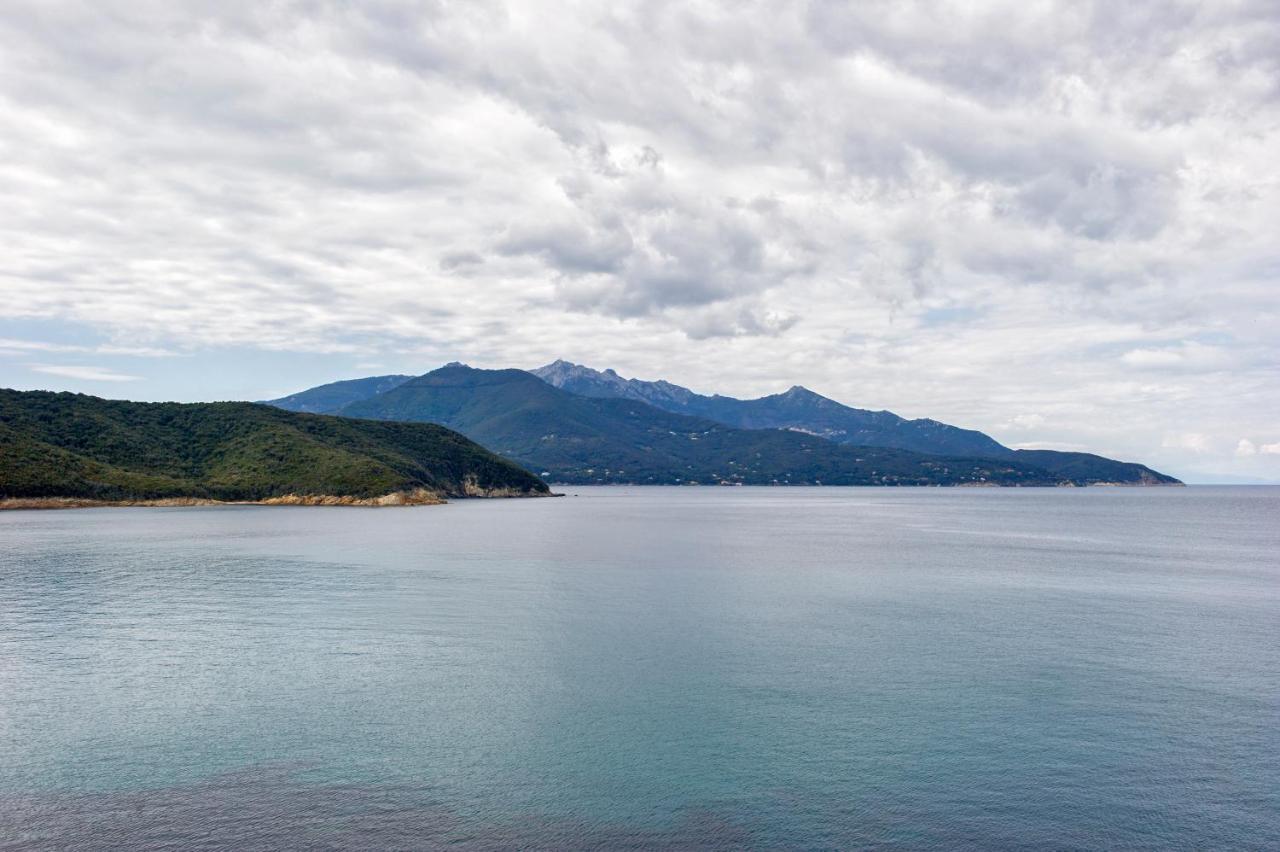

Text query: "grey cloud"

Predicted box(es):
[682, 307, 801, 341]
[497, 220, 633, 277]
[0, 0, 1278, 477]
[439, 250, 485, 271]
[27, 363, 141, 382]
[493, 146, 815, 321]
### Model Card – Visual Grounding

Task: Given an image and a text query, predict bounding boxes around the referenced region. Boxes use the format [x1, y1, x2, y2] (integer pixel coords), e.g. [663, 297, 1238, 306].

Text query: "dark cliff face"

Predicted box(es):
[0, 388, 549, 502]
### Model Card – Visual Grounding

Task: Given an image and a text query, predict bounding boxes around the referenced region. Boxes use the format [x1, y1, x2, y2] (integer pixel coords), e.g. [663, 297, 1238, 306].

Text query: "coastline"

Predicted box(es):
[2, 489, 458, 511]
[548, 480, 1183, 488]
[1, 481, 1179, 510]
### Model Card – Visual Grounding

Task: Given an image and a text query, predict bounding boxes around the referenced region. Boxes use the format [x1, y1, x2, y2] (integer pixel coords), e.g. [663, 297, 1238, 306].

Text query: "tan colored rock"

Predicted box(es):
[0, 489, 447, 510]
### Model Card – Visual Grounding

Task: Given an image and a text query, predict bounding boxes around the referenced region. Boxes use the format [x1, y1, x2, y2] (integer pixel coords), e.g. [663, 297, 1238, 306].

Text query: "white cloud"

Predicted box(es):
[0, 1, 1277, 475]
[1121, 349, 1185, 368]
[1002, 413, 1046, 430]
[1119, 342, 1231, 371]
[0, 337, 176, 357]
[1010, 440, 1087, 452]
[1261, 443, 1280, 456]
[1162, 432, 1212, 454]
[1236, 438, 1257, 456]
[0, 338, 82, 353]
[27, 363, 140, 382]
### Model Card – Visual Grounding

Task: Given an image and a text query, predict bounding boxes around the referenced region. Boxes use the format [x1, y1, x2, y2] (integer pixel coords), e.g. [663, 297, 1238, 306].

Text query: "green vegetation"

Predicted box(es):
[1010, 450, 1178, 485]
[337, 365, 1162, 486]
[0, 389, 549, 502]
[533, 359, 1013, 458]
[530, 361, 1181, 483]
[272, 362, 1179, 485]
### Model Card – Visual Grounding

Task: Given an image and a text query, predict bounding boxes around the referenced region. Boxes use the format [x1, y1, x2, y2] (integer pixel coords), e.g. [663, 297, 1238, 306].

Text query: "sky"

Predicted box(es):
[1, 1, 1278, 483]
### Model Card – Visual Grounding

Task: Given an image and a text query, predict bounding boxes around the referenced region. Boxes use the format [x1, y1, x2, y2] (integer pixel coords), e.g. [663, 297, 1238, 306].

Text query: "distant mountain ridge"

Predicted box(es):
[0, 388, 548, 504]
[530, 361, 1177, 483]
[328, 364, 1176, 486]
[531, 360, 1011, 457]
[267, 374, 413, 414]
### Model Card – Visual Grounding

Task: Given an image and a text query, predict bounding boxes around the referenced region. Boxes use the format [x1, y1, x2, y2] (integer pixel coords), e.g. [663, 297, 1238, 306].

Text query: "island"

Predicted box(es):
[0, 389, 550, 509]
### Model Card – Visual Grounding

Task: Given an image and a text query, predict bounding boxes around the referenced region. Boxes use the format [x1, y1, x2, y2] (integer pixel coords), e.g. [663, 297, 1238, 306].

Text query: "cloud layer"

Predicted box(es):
[1, 1, 1278, 479]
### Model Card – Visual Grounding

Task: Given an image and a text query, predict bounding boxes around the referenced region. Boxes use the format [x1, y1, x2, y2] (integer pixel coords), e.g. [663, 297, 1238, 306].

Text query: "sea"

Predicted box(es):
[1, 486, 1277, 850]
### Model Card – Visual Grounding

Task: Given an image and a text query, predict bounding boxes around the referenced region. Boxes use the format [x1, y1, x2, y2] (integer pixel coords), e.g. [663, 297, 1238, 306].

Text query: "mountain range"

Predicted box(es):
[268, 362, 1178, 486]
[266, 374, 413, 414]
[0, 388, 548, 504]
[532, 360, 1010, 457]
[529, 361, 1175, 484]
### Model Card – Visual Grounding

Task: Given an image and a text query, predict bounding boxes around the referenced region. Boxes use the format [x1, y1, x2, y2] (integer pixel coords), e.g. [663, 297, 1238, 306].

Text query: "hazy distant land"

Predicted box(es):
[0, 360, 1181, 507]
[274, 362, 1180, 487]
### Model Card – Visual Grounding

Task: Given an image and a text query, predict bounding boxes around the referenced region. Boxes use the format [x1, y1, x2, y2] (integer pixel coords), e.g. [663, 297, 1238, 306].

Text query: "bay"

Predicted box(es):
[1, 486, 1277, 849]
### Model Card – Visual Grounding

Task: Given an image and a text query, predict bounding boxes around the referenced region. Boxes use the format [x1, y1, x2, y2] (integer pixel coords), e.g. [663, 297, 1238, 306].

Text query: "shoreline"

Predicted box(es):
[0, 493, 444, 511]
[0, 488, 556, 511]
[546, 481, 1183, 488]
[1, 482, 1182, 510]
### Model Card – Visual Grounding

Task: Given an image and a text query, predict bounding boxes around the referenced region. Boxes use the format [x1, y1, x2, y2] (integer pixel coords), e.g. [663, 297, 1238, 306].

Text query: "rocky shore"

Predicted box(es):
[0, 489, 452, 511]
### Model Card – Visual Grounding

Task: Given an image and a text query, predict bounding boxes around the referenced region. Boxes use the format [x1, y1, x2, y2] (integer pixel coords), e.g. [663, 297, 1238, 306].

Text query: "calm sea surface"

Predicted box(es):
[1, 486, 1277, 850]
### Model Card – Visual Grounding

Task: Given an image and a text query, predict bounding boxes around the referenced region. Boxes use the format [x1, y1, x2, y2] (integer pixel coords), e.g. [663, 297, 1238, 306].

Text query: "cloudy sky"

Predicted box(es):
[2, 1, 1277, 482]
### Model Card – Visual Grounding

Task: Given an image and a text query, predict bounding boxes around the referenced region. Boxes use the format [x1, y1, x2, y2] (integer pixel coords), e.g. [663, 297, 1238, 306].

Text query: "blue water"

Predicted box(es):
[1, 486, 1277, 849]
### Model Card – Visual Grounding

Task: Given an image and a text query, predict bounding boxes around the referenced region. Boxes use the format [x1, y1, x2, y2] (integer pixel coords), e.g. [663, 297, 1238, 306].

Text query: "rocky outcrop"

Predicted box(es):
[1, 490, 447, 510]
